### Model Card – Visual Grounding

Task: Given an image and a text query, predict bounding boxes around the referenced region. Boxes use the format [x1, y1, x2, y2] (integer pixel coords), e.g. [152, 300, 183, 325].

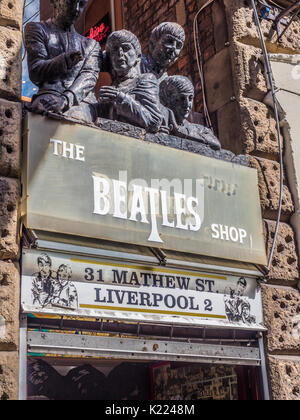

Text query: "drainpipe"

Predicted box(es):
[110, 0, 116, 31]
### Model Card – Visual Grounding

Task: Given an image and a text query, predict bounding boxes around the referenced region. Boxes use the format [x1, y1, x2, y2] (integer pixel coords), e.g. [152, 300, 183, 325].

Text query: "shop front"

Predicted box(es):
[19, 113, 269, 400]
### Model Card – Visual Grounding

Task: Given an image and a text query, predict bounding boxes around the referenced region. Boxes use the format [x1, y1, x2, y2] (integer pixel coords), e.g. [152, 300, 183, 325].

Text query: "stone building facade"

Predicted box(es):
[0, 0, 22, 401]
[0, 0, 299, 400]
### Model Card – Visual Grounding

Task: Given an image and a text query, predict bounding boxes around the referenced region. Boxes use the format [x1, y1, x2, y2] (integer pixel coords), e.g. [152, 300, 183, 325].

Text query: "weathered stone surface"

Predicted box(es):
[268, 356, 300, 400]
[0, 0, 23, 29]
[0, 177, 19, 260]
[0, 26, 22, 100]
[0, 351, 18, 400]
[96, 117, 146, 140]
[37, 112, 249, 165]
[264, 219, 299, 285]
[249, 156, 294, 218]
[262, 285, 300, 353]
[240, 97, 283, 157]
[0, 98, 21, 178]
[204, 47, 234, 112]
[224, 0, 300, 54]
[217, 98, 282, 157]
[0, 261, 19, 350]
[231, 42, 268, 102]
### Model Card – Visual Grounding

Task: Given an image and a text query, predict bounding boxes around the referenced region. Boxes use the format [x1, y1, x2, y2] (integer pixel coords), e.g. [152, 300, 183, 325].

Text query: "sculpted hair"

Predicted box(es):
[106, 30, 142, 58]
[159, 76, 194, 108]
[150, 22, 185, 48]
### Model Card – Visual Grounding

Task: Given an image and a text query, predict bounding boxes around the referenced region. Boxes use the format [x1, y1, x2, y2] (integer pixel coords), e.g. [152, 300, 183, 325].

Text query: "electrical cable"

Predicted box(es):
[22, 0, 27, 61]
[193, 0, 215, 131]
[250, 0, 284, 273]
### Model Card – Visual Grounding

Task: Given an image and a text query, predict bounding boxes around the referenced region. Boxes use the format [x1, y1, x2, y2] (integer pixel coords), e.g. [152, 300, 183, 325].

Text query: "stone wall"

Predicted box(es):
[204, 0, 300, 400]
[0, 0, 22, 400]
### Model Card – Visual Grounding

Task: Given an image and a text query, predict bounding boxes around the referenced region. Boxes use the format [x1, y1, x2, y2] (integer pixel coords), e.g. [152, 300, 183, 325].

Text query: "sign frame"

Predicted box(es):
[21, 248, 266, 331]
[22, 114, 268, 266]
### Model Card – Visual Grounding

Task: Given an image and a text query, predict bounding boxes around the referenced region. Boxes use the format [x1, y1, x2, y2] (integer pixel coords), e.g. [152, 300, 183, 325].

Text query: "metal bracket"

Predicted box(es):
[262, 7, 288, 39]
[259, 1, 300, 42]
[149, 247, 167, 265]
[22, 227, 38, 249]
[27, 331, 261, 366]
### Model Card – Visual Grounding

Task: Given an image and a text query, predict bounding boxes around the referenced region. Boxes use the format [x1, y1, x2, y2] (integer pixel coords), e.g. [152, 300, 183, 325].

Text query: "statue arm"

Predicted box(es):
[182, 121, 221, 151]
[63, 41, 102, 106]
[201, 127, 221, 150]
[114, 76, 162, 133]
[24, 22, 69, 85]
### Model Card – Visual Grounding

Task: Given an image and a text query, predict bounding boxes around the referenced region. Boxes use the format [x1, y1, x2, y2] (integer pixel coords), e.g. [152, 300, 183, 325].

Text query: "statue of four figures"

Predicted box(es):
[24, 0, 221, 150]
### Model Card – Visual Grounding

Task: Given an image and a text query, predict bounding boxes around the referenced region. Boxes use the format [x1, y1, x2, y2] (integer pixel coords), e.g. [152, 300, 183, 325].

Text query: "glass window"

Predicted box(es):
[22, 0, 40, 101]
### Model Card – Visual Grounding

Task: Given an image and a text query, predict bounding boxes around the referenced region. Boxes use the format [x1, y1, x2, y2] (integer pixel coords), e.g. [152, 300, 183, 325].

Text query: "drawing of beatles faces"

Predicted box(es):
[37, 254, 52, 278]
[235, 277, 247, 296]
[57, 264, 72, 286]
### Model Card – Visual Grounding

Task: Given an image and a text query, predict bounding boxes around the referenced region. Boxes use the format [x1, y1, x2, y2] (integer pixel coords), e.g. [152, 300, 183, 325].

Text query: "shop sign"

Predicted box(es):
[22, 114, 267, 265]
[21, 249, 265, 330]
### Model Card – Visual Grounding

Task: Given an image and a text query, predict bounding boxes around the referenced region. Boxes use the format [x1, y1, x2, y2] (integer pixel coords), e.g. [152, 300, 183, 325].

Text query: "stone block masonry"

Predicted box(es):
[0, 0, 22, 400]
[212, 0, 300, 399]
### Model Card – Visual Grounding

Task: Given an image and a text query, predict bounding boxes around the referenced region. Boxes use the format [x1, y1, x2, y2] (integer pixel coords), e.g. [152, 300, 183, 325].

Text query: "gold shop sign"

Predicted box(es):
[22, 113, 267, 265]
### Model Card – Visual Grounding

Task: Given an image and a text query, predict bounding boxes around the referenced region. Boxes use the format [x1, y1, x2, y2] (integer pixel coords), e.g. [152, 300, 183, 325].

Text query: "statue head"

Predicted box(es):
[50, 0, 88, 28]
[106, 30, 142, 80]
[149, 22, 185, 71]
[160, 76, 194, 125]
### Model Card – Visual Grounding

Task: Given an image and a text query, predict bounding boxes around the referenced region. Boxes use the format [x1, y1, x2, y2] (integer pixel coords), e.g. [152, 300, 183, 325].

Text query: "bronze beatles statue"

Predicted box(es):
[141, 22, 185, 83]
[160, 76, 221, 150]
[96, 30, 162, 133]
[24, 0, 102, 122]
[24, 2, 222, 150]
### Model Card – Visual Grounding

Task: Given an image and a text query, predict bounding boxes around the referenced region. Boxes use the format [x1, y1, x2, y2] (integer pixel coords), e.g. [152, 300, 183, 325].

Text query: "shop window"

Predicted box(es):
[27, 357, 261, 400]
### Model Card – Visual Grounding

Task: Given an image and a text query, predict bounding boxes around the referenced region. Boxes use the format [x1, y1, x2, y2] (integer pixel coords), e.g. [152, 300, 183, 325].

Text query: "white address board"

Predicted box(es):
[21, 249, 265, 331]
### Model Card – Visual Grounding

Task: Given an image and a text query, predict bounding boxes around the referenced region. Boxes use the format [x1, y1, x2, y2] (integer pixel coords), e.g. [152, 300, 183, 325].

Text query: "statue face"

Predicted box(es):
[52, 0, 88, 27]
[110, 41, 139, 77]
[150, 33, 183, 69]
[169, 91, 194, 124]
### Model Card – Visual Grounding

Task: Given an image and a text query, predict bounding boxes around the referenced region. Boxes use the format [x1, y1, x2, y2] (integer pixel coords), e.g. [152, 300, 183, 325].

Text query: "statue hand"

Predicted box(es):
[66, 50, 83, 68]
[98, 86, 119, 103]
[32, 94, 68, 114]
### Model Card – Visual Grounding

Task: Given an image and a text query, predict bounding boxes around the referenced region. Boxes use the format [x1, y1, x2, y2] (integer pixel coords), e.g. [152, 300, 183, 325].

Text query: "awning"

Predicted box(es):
[27, 330, 261, 366]
[23, 228, 265, 278]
